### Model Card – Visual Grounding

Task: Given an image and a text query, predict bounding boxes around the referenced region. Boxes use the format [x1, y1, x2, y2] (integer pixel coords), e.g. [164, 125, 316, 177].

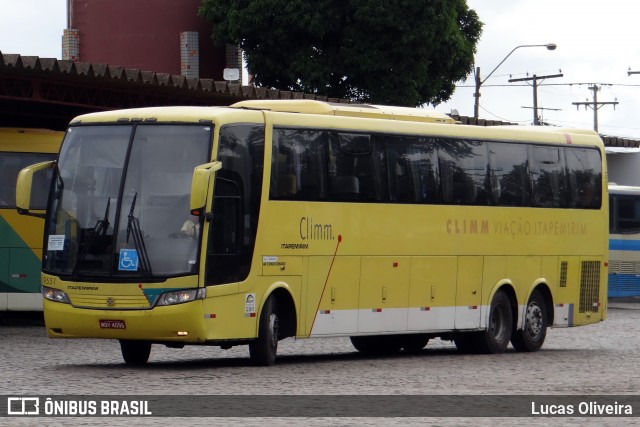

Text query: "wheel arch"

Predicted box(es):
[531, 281, 554, 326]
[514, 281, 554, 331]
[259, 283, 297, 340]
[486, 280, 518, 331]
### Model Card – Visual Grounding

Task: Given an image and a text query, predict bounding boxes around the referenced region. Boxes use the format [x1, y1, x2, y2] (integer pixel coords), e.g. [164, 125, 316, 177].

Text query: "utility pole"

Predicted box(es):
[508, 73, 563, 125]
[473, 43, 557, 121]
[572, 85, 618, 132]
[473, 66, 481, 121]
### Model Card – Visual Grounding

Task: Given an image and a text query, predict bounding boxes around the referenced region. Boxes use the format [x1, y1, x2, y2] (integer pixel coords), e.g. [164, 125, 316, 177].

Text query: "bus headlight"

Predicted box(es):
[155, 288, 205, 307]
[42, 286, 71, 304]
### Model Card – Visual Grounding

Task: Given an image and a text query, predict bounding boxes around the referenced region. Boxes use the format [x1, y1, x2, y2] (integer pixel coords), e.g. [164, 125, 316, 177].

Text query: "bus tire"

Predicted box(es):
[249, 296, 279, 366]
[401, 334, 430, 353]
[454, 333, 480, 354]
[350, 335, 402, 354]
[511, 289, 547, 352]
[119, 340, 151, 365]
[476, 290, 513, 354]
[350, 336, 376, 353]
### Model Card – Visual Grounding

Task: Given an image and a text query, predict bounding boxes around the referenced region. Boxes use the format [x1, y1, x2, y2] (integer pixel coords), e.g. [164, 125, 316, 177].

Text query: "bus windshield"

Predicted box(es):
[43, 124, 211, 280]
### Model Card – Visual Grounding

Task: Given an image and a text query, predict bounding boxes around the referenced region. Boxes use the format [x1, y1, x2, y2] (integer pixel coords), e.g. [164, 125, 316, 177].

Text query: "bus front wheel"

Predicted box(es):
[119, 340, 151, 365]
[511, 289, 547, 352]
[249, 296, 279, 366]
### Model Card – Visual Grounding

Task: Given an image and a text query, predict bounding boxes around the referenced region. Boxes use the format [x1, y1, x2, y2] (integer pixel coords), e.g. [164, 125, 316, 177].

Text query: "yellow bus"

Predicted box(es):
[0, 128, 63, 312]
[16, 101, 607, 364]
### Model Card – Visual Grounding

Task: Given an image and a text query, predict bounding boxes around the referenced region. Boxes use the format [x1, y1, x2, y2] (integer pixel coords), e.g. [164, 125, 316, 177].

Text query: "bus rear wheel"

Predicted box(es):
[400, 334, 430, 353]
[476, 290, 513, 354]
[511, 289, 547, 352]
[350, 335, 403, 354]
[249, 296, 279, 366]
[119, 340, 151, 365]
[454, 333, 480, 354]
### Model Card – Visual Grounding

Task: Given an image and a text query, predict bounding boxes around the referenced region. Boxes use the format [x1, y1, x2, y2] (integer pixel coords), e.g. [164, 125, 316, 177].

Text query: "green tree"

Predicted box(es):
[200, 0, 482, 106]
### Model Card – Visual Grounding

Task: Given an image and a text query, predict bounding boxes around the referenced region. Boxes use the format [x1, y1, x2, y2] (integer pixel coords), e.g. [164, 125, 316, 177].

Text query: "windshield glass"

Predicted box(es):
[43, 124, 211, 280]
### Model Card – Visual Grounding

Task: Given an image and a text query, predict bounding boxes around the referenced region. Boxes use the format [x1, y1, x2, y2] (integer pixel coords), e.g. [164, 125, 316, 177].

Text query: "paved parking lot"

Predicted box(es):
[1, 301, 638, 425]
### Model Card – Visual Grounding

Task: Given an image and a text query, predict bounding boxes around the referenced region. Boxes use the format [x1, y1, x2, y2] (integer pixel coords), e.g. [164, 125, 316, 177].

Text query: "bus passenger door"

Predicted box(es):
[455, 256, 482, 329]
[205, 178, 242, 285]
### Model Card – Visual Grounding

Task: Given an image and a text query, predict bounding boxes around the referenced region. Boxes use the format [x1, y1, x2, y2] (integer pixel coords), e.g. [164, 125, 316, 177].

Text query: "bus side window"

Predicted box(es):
[617, 196, 640, 233]
[489, 142, 530, 207]
[566, 147, 602, 209]
[0, 165, 19, 206]
[331, 176, 360, 201]
[0, 152, 56, 208]
[329, 132, 386, 203]
[530, 146, 569, 208]
[437, 139, 489, 206]
[271, 129, 328, 201]
[385, 136, 423, 203]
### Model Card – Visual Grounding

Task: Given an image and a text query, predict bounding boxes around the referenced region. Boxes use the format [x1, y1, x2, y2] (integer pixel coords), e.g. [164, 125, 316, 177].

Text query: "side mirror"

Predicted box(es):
[190, 161, 222, 214]
[16, 160, 55, 218]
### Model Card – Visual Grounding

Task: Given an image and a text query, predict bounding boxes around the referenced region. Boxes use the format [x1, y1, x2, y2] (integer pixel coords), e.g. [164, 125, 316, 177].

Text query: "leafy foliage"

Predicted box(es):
[200, 0, 482, 106]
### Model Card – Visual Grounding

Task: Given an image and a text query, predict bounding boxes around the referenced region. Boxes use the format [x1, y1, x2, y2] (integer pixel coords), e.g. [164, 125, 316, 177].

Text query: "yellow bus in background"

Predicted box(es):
[17, 101, 607, 364]
[1, 128, 63, 311]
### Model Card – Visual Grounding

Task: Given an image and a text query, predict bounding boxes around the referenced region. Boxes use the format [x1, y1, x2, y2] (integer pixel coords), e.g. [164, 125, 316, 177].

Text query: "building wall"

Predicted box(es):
[607, 152, 640, 186]
[69, 0, 225, 79]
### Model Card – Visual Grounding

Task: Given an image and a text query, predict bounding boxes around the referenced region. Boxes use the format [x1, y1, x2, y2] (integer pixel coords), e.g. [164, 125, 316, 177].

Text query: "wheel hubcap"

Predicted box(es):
[525, 303, 543, 337]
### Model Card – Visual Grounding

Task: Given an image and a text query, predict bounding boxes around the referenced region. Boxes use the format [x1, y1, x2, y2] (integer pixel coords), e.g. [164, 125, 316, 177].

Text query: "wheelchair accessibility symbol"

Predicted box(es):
[118, 249, 139, 271]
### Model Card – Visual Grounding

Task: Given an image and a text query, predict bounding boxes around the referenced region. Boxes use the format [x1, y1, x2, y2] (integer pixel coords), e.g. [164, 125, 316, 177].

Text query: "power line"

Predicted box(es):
[521, 105, 562, 125]
[455, 81, 637, 88]
[479, 105, 530, 123]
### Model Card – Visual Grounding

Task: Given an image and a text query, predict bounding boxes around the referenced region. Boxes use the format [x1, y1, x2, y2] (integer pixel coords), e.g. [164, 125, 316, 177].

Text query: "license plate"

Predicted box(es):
[99, 319, 126, 329]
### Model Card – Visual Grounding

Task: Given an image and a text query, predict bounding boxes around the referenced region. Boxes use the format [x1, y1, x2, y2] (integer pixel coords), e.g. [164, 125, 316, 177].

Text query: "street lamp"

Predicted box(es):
[473, 43, 557, 120]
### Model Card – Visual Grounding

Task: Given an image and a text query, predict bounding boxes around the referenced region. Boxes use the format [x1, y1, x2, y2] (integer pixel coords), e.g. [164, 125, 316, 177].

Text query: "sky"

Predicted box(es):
[1, 0, 640, 138]
[437, 0, 640, 138]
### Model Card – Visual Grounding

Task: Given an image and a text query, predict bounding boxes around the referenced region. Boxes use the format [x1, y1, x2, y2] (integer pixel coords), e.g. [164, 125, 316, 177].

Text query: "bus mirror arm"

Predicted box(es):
[190, 161, 222, 214]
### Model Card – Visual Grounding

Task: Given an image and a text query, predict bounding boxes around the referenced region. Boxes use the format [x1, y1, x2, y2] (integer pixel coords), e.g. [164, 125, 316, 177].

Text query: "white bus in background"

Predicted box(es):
[608, 183, 640, 298]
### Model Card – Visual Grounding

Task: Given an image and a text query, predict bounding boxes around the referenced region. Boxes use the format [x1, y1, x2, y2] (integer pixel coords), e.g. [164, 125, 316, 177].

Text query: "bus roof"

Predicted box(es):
[68, 102, 603, 149]
[231, 100, 456, 124]
[70, 106, 264, 125]
[0, 127, 63, 153]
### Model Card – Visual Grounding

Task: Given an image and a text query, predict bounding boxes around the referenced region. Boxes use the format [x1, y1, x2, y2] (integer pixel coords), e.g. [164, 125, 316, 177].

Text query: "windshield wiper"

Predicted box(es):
[125, 193, 153, 278]
[71, 197, 111, 278]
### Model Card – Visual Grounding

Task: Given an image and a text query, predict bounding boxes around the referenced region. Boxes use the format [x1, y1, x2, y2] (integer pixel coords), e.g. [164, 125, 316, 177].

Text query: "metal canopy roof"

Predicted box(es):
[1, 51, 639, 148]
[0, 51, 352, 131]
